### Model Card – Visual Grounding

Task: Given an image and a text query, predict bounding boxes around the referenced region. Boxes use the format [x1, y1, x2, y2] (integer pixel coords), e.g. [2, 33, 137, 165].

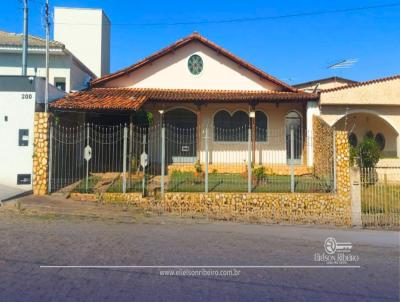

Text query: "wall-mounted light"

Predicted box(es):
[249, 111, 256, 118]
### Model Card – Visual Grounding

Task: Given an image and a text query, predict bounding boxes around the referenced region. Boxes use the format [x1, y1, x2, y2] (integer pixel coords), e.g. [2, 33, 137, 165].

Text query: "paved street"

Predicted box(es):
[0, 199, 399, 302]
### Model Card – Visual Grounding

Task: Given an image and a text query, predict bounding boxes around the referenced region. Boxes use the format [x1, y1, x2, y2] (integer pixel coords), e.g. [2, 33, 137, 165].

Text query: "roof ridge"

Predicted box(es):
[90, 87, 310, 94]
[0, 30, 64, 47]
[91, 33, 297, 92]
[321, 74, 400, 93]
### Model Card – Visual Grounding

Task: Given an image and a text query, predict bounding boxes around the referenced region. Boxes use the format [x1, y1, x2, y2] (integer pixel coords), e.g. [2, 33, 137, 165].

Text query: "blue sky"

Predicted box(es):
[1, 0, 399, 84]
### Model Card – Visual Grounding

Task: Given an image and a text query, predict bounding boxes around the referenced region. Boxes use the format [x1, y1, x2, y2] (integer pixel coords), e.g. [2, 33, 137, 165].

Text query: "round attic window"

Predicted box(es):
[188, 54, 203, 75]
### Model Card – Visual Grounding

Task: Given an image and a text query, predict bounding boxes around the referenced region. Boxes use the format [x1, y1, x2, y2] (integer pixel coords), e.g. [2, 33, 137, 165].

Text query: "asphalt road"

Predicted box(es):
[0, 212, 399, 302]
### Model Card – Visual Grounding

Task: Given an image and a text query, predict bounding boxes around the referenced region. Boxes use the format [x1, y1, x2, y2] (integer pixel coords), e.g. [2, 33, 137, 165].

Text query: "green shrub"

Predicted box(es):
[349, 146, 358, 167]
[194, 161, 203, 174]
[252, 166, 267, 180]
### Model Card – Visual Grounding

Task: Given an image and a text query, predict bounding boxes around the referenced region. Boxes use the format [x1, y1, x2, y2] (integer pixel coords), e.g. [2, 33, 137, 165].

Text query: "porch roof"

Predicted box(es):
[50, 87, 318, 111]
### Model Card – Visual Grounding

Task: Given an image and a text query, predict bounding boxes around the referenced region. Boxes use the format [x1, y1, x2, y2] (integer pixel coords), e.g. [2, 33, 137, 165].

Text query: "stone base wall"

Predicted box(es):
[33, 112, 51, 195]
[313, 116, 334, 178]
[168, 164, 312, 176]
[93, 191, 350, 226]
[67, 130, 352, 226]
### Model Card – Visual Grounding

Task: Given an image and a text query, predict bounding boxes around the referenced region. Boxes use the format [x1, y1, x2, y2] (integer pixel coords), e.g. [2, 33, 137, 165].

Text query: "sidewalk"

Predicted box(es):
[2, 194, 398, 248]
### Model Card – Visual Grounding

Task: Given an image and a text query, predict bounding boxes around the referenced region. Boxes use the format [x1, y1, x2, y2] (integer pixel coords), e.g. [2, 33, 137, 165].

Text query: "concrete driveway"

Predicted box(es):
[0, 184, 30, 202]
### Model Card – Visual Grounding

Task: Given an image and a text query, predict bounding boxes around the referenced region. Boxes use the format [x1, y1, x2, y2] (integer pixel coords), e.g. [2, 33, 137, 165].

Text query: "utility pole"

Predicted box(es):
[22, 0, 28, 75]
[44, 0, 50, 113]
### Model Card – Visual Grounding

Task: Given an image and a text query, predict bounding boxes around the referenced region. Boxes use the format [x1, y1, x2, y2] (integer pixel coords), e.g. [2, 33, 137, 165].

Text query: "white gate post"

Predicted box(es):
[247, 127, 252, 193]
[161, 124, 165, 197]
[333, 129, 337, 192]
[205, 125, 209, 193]
[122, 125, 128, 193]
[350, 167, 362, 227]
[142, 134, 147, 197]
[85, 124, 90, 193]
[290, 127, 295, 193]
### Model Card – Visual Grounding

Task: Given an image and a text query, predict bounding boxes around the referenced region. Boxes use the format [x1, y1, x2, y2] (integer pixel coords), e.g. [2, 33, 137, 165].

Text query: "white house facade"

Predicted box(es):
[0, 76, 65, 196]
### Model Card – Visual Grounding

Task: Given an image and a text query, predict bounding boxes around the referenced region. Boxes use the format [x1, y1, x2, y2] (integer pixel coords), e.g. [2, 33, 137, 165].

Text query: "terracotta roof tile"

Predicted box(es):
[91, 33, 297, 92]
[321, 74, 400, 93]
[50, 87, 317, 111]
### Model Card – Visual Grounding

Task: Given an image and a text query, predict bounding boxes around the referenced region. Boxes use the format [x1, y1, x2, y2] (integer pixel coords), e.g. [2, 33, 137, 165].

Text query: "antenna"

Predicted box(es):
[327, 59, 358, 69]
[22, 0, 28, 75]
[44, 0, 50, 113]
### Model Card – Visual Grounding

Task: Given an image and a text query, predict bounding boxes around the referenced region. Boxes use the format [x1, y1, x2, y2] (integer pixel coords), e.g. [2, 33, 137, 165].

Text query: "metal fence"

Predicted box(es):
[48, 122, 334, 195]
[361, 167, 400, 228]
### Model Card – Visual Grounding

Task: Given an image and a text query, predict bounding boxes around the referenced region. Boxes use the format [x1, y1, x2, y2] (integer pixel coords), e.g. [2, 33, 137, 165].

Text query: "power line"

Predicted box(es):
[53, 2, 400, 27]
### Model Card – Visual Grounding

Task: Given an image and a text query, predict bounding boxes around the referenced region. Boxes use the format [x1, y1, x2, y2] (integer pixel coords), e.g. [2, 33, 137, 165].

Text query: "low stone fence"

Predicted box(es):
[89, 191, 350, 226]
[67, 130, 352, 226]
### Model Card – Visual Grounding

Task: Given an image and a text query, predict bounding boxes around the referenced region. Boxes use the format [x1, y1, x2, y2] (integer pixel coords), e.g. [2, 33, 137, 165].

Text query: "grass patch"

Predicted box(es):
[107, 177, 143, 193]
[167, 172, 332, 193]
[362, 184, 400, 214]
[73, 176, 101, 193]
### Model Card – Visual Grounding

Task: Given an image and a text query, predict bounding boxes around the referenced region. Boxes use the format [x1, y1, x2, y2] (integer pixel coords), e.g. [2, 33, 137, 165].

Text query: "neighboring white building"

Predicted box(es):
[0, 76, 65, 197]
[0, 30, 96, 92]
[54, 7, 111, 78]
[0, 7, 111, 197]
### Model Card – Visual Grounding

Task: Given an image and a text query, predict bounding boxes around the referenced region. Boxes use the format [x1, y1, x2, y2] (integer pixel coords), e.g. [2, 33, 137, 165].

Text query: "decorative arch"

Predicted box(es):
[331, 108, 400, 157]
[213, 109, 249, 142]
[331, 109, 399, 135]
[164, 107, 197, 128]
[255, 110, 268, 142]
[285, 111, 303, 164]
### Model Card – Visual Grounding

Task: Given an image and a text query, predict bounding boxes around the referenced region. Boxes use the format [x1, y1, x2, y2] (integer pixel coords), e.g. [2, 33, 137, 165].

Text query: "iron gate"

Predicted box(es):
[361, 167, 400, 228]
[48, 122, 334, 195]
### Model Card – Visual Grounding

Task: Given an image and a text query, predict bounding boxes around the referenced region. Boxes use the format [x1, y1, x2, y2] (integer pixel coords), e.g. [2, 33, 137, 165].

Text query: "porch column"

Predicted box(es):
[196, 105, 201, 162]
[306, 101, 320, 167]
[397, 134, 400, 158]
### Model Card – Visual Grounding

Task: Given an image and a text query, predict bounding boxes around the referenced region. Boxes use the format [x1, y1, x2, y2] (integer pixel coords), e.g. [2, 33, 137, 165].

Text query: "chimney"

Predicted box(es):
[54, 7, 110, 78]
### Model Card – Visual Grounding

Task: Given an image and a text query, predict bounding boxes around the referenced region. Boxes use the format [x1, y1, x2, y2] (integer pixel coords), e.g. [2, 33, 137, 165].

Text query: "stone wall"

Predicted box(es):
[313, 115, 334, 178]
[97, 190, 350, 226]
[335, 131, 351, 196]
[33, 112, 51, 195]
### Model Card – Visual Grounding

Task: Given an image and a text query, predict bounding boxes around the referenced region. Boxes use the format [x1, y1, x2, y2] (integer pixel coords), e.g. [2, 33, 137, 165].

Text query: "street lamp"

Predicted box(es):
[158, 110, 164, 126]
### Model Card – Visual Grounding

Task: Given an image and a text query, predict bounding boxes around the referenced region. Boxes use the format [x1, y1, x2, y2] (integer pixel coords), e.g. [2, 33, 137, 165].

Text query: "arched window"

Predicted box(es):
[348, 132, 358, 148]
[255, 111, 268, 142]
[164, 108, 197, 128]
[375, 133, 386, 151]
[214, 110, 231, 129]
[285, 111, 302, 163]
[214, 110, 249, 141]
